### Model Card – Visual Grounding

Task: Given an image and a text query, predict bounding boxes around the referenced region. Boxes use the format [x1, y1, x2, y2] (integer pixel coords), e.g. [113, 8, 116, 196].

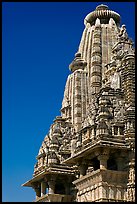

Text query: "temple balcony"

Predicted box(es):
[73, 169, 128, 202]
[74, 125, 126, 156]
[35, 193, 73, 202]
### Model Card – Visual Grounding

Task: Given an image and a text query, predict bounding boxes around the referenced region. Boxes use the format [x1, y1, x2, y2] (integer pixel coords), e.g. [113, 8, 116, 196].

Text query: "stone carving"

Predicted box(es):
[38, 146, 44, 155]
[111, 72, 121, 89]
[113, 100, 125, 123]
[71, 138, 77, 156]
[23, 4, 135, 203]
[127, 188, 135, 202]
[95, 18, 100, 26]
[118, 25, 128, 41]
[82, 117, 90, 128]
[127, 161, 135, 202]
[129, 167, 135, 184]
[114, 106, 125, 122]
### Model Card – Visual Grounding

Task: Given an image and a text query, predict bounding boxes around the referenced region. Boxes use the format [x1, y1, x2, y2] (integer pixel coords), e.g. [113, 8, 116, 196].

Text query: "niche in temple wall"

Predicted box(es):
[112, 99, 125, 123]
[110, 72, 121, 90]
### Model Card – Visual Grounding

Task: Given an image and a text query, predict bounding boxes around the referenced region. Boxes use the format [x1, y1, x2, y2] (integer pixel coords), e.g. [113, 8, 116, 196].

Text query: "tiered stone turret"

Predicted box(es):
[22, 4, 135, 202]
[62, 52, 88, 132]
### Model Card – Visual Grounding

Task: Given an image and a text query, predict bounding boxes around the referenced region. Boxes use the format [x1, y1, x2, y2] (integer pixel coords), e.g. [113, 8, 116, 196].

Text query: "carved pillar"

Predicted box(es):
[98, 154, 109, 170]
[112, 126, 114, 136]
[71, 138, 77, 156]
[63, 176, 72, 195]
[48, 179, 55, 194]
[117, 127, 120, 136]
[35, 188, 41, 199]
[127, 158, 135, 202]
[41, 181, 46, 196]
[91, 127, 95, 140]
[78, 162, 88, 178]
[32, 183, 41, 200]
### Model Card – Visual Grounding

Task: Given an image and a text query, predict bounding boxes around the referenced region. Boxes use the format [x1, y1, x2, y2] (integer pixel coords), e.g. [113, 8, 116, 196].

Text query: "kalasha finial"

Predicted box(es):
[96, 4, 109, 10]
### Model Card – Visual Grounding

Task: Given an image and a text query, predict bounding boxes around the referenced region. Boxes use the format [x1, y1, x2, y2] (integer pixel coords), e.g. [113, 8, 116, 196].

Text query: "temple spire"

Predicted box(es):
[22, 4, 135, 202]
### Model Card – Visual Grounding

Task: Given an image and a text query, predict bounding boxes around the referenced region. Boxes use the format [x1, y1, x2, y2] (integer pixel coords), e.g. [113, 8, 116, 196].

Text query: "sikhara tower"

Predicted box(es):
[22, 4, 135, 202]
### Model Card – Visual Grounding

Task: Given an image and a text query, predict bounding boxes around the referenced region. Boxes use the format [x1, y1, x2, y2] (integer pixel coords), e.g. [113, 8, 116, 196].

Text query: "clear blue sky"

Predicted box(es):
[2, 2, 135, 202]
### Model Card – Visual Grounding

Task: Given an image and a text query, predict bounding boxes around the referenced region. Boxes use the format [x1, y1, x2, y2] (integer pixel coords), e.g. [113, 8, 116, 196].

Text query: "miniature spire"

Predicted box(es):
[69, 52, 87, 72]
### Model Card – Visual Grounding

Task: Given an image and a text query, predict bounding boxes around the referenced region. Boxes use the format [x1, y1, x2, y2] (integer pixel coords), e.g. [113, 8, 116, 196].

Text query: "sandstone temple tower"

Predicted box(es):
[22, 4, 135, 202]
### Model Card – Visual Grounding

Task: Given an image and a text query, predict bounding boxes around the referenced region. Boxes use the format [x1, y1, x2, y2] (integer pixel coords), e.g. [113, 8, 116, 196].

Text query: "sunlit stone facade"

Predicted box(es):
[22, 4, 135, 202]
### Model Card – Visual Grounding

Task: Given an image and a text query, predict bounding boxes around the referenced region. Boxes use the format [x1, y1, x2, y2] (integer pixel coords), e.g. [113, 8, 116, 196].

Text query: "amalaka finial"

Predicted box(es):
[96, 4, 109, 10]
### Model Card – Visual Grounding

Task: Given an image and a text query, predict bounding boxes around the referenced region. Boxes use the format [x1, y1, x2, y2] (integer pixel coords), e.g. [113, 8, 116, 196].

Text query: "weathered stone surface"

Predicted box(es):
[22, 4, 135, 202]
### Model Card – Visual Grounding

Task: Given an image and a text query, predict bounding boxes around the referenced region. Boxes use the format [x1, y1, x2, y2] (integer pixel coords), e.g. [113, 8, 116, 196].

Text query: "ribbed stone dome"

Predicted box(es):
[84, 4, 120, 26]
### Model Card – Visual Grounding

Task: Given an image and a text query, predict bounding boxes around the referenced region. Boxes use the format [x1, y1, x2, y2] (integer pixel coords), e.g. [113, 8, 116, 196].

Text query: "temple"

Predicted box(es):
[22, 4, 135, 202]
